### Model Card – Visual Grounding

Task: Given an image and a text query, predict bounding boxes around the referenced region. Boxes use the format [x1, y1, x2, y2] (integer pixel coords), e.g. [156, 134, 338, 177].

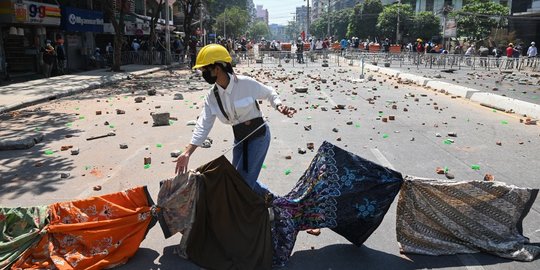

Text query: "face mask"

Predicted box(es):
[202, 69, 217, 84]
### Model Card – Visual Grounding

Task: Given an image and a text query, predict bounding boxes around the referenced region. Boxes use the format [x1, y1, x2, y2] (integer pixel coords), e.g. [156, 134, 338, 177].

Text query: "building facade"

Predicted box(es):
[256, 5, 268, 25]
[296, 5, 309, 36]
[0, 0, 175, 78]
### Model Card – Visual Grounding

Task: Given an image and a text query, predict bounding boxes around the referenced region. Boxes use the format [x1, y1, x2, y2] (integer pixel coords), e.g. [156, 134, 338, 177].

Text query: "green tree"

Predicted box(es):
[214, 6, 250, 38]
[376, 3, 413, 41]
[310, 9, 353, 39]
[347, 0, 383, 39]
[452, 0, 508, 42]
[207, 0, 248, 19]
[409, 12, 441, 41]
[249, 20, 270, 41]
[285, 20, 299, 41]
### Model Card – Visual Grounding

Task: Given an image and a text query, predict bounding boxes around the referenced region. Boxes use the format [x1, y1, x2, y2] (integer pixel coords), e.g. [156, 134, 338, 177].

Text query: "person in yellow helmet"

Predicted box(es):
[174, 44, 296, 197]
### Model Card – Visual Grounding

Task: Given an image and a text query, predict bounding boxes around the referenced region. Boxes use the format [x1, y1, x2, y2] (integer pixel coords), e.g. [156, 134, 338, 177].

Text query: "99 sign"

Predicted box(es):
[28, 4, 46, 19]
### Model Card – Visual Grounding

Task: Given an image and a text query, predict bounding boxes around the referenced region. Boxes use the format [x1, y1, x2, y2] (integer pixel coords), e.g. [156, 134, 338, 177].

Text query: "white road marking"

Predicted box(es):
[370, 149, 395, 170]
[457, 254, 487, 270]
[318, 89, 338, 107]
[370, 148, 487, 270]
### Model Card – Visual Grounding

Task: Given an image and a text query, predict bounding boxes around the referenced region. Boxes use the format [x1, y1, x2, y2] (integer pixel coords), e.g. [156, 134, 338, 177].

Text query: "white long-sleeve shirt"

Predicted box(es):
[528, 46, 537, 57]
[190, 74, 282, 146]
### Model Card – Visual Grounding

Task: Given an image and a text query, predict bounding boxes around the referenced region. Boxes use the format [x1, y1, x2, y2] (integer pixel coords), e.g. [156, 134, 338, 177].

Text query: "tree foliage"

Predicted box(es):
[452, 0, 508, 42]
[99, 0, 128, 72]
[409, 12, 441, 41]
[207, 0, 248, 20]
[347, 0, 383, 39]
[376, 3, 413, 41]
[249, 20, 270, 41]
[214, 6, 250, 38]
[310, 9, 353, 39]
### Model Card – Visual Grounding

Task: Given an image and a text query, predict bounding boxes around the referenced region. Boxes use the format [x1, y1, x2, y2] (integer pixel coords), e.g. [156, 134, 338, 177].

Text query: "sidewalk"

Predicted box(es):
[359, 62, 540, 119]
[0, 64, 178, 114]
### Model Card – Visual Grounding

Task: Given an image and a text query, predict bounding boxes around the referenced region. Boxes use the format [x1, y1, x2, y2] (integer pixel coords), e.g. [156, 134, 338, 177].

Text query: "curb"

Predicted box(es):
[363, 63, 540, 119]
[0, 64, 178, 114]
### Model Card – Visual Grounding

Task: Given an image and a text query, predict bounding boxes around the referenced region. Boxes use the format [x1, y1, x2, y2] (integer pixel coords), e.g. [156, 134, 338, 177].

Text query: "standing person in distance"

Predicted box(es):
[174, 44, 296, 197]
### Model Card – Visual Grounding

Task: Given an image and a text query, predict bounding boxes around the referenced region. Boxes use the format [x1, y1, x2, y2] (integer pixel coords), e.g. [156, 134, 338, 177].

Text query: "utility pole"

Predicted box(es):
[327, 0, 330, 38]
[165, 0, 171, 64]
[396, 0, 401, 44]
[199, 3, 204, 45]
[306, 0, 310, 40]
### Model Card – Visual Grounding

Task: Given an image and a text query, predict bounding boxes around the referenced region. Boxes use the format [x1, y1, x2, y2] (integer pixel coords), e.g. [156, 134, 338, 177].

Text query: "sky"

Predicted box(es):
[254, 0, 306, 25]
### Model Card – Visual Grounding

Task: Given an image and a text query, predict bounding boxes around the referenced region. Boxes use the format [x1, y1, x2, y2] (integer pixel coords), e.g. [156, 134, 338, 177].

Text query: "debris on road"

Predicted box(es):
[171, 150, 182, 158]
[152, 112, 170, 126]
[144, 157, 152, 165]
[70, 148, 80, 155]
[119, 144, 128, 149]
[60, 173, 70, 178]
[86, 132, 116, 141]
[93, 185, 102, 191]
[484, 174, 495, 181]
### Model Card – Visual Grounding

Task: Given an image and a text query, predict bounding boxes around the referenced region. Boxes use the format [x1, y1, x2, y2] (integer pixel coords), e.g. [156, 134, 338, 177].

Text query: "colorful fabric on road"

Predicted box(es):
[186, 156, 273, 270]
[271, 141, 403, 267]
[0, 206, 48, 269]
[11, 186, 156, 270]
[397, 176, 540, 261]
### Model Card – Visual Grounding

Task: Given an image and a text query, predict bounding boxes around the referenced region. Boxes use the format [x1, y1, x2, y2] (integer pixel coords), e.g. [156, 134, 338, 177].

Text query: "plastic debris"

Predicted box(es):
[382, 134, 389, 139]
[284, 169, 292, 175]
[44, 149, 54, 155]
[156, 144, 163, 148]
[471, 165, 481, 171]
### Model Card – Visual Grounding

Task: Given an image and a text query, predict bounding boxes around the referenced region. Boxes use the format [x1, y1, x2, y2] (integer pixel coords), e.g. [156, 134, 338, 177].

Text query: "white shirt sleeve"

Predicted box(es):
[251, 79, 282, 109]
[190, 96, 216, 146]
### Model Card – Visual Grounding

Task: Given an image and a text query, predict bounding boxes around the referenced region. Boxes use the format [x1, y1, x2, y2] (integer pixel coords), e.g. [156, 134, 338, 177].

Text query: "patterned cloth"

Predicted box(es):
[397, 176, 540, 261]
[271, 141, 403, 267]
[11, 186, 156, 269]
[1, 206, 48, 269]
[157, 172, 200, 239]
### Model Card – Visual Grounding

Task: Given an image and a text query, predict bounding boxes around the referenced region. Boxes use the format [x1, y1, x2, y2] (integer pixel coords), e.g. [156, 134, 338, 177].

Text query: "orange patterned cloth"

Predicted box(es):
[12, 186, 156, 270]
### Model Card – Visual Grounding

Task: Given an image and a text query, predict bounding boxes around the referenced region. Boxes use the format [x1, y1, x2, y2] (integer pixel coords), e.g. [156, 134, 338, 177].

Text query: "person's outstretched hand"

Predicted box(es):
[278, 105, 296, 118]
[174, 152, 190, 175]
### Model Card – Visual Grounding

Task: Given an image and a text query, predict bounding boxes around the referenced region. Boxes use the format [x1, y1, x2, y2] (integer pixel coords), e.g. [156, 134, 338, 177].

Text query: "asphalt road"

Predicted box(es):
[1, 62, 539, 270]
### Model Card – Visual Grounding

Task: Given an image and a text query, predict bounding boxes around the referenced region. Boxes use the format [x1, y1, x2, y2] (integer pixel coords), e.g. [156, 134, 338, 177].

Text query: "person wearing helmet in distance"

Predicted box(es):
[174, 44, 296, 198]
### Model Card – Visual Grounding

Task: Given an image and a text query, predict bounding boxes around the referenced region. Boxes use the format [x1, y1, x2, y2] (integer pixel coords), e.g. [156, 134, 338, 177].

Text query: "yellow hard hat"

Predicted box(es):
[192, 44, 232, 70]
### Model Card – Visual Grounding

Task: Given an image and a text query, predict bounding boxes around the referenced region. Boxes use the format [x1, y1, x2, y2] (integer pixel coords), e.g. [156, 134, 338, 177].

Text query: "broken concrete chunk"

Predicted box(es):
[307, 142, 315, 150]
[96, 111, 102, 115]
[60, 173, 70, 178]
[71, 148, 80, 155]
[171, 150, 182, 158]
[93, 185, 102, 191]
[119, 144, 128, 149]
[484, 174, 494, 181]
[295, 87, 308, 93]
[174, 93, 184, 100]
[147, 89, 157, 96]
[298, 148, 307, 154]
[135, 97, 145, 103]
[152, 112, 170, 126]
[61, 145, 73, 151]
[116, 109, 126, 115]
[447, 132, 457, 137]
[186, 120, 197, 126]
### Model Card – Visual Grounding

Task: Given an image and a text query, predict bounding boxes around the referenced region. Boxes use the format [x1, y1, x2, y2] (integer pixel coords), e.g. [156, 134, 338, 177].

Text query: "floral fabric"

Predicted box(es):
[11, 186, 156, 270]
[271, 141, 403, 267]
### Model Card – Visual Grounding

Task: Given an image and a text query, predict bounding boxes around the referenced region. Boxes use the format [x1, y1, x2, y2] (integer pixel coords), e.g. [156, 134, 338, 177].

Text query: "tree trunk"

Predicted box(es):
[101, 0, 127, 72]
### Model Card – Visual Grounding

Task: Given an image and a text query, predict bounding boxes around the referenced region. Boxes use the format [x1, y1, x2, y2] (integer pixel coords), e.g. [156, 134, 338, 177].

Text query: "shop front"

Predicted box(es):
[0, 0, 61, 76]
[60, 6, 104, 71]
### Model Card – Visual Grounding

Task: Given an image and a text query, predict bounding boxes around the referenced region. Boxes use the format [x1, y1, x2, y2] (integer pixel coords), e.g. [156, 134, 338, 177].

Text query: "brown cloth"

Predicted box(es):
[186, 155, 272, 270]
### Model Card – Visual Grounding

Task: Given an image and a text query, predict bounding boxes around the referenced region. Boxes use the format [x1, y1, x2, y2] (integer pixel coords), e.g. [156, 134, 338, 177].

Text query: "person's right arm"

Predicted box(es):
[174, 95, 216, 174]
